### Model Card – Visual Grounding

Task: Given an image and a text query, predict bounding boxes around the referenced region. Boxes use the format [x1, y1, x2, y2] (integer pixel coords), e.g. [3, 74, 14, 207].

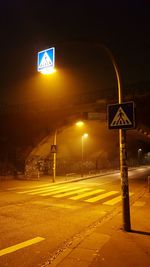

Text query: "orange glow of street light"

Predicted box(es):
[76, 121, 84, 127]
[82, 133, 88, 138]
[40, 67, 56, 75]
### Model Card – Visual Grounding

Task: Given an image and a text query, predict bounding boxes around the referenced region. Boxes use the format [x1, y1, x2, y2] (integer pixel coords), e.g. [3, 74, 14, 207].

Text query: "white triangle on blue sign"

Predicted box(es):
[39, 51, 53, 68]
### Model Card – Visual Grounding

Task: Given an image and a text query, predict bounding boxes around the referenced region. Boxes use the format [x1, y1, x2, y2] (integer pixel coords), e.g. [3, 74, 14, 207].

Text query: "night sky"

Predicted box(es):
[0, 1, 150, 103]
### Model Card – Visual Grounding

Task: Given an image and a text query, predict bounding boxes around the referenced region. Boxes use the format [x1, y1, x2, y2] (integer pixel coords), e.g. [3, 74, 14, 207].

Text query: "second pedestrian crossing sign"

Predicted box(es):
[51, 145, 57, 153]
[107, 101, 135, 129]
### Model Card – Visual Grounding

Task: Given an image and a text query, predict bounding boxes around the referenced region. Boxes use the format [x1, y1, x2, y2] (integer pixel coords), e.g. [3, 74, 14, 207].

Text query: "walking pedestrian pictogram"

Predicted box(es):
[51, 145, 57, 153]
[110, 107, 132, 127]
[107, 101, 135, 129]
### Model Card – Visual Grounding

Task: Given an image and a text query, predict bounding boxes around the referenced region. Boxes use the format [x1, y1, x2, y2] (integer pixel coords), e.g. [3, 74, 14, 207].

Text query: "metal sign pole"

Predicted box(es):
[108, 48, 131, 231]
[81, 136, 84, 177]
[119, 129, 131, 231]
[52, 129, 57, 183]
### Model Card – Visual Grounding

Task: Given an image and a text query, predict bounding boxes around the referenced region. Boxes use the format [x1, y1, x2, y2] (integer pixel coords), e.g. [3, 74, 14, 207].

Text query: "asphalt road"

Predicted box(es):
[0, 166, 150, 267]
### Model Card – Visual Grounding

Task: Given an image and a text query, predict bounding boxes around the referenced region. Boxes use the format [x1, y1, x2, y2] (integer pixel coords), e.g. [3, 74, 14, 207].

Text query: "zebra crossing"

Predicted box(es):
[8, 184, 134, 205]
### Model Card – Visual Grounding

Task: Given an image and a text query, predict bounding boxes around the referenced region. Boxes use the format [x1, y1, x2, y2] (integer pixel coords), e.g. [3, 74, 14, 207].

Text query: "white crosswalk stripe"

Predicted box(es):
[85, 191, 118, 203]
[53, 188, 91, 198]
[8, 184, 134, 205]
[69, 189, 105, 200]
[103, 192, 134, 205]
[23, 186, 69, 195]
[40, 186, 80, 197]
[103, 195, 122, 205]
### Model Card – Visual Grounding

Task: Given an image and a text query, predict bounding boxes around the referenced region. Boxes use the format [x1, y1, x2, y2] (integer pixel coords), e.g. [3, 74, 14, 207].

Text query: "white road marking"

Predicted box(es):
[103, 195, 122, 205]
[40, 186, 79, 196]
[103, 192, 134, 205]
[0, 237, 45, 257]
[7, 183, 134, 207]
[69, 189, 105, 200]
[85, 191, 118, 203]
[53, 188, 90, 198]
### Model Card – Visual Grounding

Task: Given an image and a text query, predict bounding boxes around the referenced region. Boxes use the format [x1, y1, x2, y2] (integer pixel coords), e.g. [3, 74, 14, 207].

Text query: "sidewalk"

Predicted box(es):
[46, 188, 150, 267]
[22, 168, 120, 183]
[1, 166, 147, 185]
[0, 170, 119, 185]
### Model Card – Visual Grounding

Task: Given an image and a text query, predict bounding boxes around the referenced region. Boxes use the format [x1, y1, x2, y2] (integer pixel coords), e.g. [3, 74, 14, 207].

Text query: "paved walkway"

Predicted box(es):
[44, 187, 150, 267]
[23, 169, 120, 183]
[0, 170, 119, 185]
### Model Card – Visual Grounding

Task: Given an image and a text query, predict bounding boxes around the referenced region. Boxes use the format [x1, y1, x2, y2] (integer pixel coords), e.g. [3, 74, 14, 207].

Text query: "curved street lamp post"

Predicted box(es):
[37, 43, 131, 231]
[74, 43, 131, 231]
[99, 44, 131, 232]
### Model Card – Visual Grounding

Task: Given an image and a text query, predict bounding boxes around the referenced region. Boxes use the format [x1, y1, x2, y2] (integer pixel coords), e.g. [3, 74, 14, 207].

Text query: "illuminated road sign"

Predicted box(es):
[37, 47, 55, 73]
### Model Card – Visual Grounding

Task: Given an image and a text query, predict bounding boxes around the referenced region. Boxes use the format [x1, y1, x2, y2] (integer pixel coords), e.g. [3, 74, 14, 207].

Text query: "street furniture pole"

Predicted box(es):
[81, 135, 84, 177]
[109, 48, 131, 231]
[52, 129, 57, 183]
[99, 44, 131, 231]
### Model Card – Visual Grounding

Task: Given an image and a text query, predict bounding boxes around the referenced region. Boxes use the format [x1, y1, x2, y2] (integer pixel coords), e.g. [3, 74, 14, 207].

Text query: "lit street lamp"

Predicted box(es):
[76, 121, 84, 127]
[81, 133, 88, 177]
[138, 148, 142, 165]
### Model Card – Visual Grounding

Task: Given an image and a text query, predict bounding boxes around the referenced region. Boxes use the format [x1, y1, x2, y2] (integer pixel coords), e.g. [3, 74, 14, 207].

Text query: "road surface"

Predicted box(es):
[0, 166, 149, 267]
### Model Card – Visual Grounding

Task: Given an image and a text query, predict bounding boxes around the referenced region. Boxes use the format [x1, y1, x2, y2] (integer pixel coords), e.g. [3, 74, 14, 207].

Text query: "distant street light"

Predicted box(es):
[41, 68, 56, 75]
[138, 148, 142, 165]
[81, 133, 88, 177]
[76, 121, 84, 127]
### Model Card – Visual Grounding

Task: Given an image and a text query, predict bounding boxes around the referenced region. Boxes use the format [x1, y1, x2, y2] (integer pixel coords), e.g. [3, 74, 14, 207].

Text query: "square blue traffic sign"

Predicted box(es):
[107, 101, 135, 129]
[37, 47, 55, 72]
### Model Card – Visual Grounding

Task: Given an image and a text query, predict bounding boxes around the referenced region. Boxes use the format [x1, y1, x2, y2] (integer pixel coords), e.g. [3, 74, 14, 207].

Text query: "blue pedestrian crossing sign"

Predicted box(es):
[108, 101, 135, 129]
[37, 47, 55, 74]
